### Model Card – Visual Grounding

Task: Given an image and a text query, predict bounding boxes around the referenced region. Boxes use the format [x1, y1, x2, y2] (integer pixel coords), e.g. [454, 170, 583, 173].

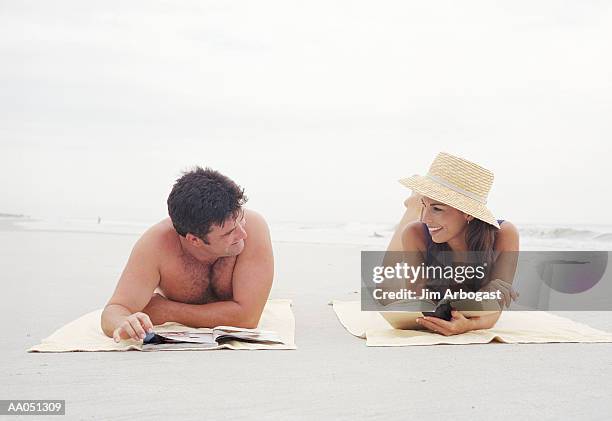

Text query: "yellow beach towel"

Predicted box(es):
[29, 299, 297, 352]
[331, 300, 612, 346]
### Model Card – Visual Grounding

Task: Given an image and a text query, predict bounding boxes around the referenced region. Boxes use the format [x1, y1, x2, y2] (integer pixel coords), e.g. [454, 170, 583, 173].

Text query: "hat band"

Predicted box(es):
[425, 174, 487, 204]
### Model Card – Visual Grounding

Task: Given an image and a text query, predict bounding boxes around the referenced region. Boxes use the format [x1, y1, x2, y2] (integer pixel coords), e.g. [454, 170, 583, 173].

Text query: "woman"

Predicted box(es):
[387, 152, 520, 336]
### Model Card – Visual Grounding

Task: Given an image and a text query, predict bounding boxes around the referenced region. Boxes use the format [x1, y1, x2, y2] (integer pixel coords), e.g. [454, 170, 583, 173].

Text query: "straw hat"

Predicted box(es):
[399, 152, 500, 229]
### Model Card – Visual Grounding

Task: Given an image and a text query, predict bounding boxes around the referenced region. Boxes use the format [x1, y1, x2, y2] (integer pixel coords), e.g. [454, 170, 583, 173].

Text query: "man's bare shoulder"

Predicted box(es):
[237, 209, 272, 258]
[243, 208, 269, 235]
[134, 218, 180, 257]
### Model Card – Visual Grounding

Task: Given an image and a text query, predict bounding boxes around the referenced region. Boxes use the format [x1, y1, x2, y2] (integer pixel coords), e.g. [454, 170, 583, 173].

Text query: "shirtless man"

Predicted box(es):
[101, 167, 273, 342]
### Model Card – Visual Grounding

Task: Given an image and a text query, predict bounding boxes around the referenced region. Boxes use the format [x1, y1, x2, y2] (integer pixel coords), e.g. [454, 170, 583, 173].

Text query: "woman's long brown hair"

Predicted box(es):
[428, 218, 499, 290]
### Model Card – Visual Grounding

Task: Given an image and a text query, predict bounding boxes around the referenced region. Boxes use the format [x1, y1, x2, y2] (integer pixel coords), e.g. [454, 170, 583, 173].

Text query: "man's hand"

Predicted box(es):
[416, 310, 473, 336]
[112, 312, 154, 342]
[142, 293, 171, 326]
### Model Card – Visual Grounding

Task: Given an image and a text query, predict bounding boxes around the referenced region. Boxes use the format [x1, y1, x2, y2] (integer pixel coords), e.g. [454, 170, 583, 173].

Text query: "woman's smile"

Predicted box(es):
[427, 225, 443, 234]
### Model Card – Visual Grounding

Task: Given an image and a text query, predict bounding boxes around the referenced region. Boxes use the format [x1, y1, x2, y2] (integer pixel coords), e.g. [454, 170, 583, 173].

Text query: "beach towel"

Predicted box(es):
[28, 299, 296, 352]
[331, 300, 612, 346]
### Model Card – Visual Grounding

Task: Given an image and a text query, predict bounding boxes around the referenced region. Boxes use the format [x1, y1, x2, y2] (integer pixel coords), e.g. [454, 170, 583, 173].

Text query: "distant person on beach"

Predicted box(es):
[101, 167, 273, 342]
[384, 152, 520, 335]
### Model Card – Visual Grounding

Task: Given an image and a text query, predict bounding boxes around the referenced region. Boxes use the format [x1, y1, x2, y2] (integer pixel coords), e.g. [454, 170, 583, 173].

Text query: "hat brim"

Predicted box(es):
[399, 175, 500, 229]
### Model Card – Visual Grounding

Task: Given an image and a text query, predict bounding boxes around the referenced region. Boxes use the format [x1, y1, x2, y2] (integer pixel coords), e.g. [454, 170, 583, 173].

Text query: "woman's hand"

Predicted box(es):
[416, 310, 474, 336]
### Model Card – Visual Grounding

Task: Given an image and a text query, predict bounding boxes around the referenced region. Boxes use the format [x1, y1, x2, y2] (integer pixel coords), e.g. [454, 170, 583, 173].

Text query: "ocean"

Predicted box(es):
[2, 215, 611, 251]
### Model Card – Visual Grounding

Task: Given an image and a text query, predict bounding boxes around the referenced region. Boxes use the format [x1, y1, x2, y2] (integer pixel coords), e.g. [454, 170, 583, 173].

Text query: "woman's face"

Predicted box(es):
[420, 196, 471, 243]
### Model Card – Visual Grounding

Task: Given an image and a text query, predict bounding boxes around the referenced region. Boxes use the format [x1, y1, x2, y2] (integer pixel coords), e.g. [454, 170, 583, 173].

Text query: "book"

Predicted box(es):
[142, 326, 284, 350]
[379, 298, 501, 330]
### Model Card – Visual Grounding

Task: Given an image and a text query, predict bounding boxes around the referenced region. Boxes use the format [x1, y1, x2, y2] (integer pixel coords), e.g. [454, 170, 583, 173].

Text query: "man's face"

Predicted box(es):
[202, 210, 248, 257]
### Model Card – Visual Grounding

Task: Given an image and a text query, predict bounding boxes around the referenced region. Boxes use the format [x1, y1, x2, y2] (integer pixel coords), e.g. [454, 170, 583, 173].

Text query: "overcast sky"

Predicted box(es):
[1, 1, 611, 226]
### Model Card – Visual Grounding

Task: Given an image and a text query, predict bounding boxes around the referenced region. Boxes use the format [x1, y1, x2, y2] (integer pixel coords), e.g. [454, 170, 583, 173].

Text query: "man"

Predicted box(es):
[101, 167, 274, 342]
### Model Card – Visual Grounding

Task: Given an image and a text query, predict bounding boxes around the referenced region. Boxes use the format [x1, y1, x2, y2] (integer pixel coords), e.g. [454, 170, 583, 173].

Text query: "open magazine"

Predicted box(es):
[380, 298, 501, 330]
[142, 326, 284, 350]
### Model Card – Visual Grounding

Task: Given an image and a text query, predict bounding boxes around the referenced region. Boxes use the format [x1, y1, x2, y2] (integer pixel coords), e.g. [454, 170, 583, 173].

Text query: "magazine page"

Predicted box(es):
[212, 328, 284, 344]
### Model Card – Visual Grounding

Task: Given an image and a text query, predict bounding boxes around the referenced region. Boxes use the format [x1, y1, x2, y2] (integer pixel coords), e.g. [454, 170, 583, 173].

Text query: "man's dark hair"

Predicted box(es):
[167, 167, 247, 243]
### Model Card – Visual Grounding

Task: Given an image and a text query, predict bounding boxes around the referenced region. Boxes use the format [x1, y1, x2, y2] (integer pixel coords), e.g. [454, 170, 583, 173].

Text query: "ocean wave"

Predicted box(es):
[594, 233, 612, 242]
[519, 226, 612, 242]
[0, 213, 27, 218]
[7, 216, 612, 248]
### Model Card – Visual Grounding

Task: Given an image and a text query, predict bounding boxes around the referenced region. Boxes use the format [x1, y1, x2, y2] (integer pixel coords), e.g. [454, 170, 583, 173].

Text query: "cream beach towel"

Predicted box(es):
[332, 300, 612, 346]
[29, 299, 296, 352]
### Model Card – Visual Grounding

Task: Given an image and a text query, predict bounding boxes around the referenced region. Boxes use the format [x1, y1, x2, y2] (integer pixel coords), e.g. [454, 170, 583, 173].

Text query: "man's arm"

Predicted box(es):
[101, 230, 161, 340]
[145, 210, 274, 329]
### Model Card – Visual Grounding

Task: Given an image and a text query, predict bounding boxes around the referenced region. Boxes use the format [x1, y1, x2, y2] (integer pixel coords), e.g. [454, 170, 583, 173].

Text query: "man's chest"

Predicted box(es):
[158, 256, 236, 304]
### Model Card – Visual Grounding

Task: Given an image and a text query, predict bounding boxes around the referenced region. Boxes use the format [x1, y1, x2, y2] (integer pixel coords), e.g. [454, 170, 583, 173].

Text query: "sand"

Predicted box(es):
[1, 219, 611, 420]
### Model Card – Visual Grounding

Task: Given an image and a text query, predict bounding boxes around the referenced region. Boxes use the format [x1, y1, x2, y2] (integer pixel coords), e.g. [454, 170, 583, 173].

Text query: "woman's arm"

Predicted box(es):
[377, 222, 428, 306]
[417, 221, 520, 335]
[468, 311, 501, 330]
[460, 221, 520, 332]
[385, 192, 423, 252]
[416, 310, 502, 335]
[482, 221, 521, 308]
